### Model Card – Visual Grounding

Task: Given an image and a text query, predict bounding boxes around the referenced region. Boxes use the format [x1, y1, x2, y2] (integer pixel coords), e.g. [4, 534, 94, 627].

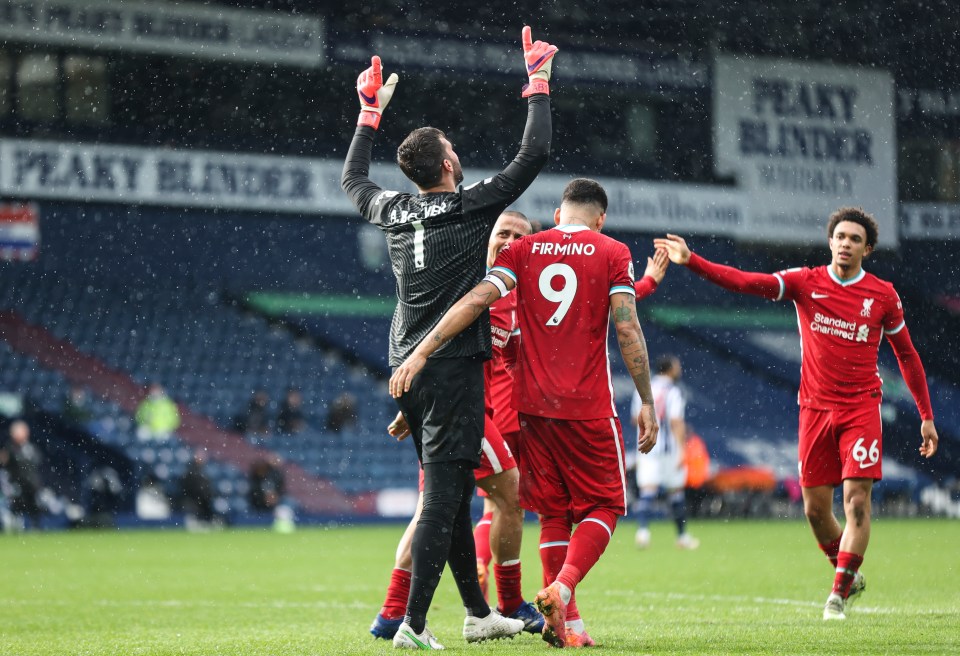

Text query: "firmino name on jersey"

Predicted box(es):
[531, 242, 596, 256]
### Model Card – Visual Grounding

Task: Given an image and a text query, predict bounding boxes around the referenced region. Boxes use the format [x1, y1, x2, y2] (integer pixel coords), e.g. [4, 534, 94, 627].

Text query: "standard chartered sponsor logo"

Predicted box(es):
[810, 312, 868, 341]
[490, 325, 511, 348]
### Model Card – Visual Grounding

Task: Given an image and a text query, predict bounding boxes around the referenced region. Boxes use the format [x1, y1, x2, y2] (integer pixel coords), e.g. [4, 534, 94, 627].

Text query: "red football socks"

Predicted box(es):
[494, 562, 524, 615]
[539, 515, 572, 587]
[832, 551, 864, 598]
[818, 536, 842, 568]
[555, 510, 618, 593]
[380, 568, 411, 619]
[473, 511, 494, 568]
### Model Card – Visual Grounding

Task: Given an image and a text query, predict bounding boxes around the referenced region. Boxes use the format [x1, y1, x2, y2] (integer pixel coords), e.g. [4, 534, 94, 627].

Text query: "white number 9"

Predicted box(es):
[539, 263, 578, 326]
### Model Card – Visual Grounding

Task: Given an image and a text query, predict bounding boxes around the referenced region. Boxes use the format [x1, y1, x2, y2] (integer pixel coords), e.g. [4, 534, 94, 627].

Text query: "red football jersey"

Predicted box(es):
[491, 225, 636, 420]
[774, 266, 905, 409]
[485, 292, 520, 435]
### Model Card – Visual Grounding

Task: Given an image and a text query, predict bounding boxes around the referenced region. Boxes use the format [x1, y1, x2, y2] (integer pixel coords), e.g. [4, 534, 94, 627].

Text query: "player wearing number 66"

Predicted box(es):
[653, 207, 938, 622]
[342, 26, 557, 649]
[391, 178, 659, 648]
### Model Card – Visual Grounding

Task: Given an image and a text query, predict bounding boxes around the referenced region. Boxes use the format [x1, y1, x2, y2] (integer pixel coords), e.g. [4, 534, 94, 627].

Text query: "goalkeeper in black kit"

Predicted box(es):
[341, 26, 557, 650]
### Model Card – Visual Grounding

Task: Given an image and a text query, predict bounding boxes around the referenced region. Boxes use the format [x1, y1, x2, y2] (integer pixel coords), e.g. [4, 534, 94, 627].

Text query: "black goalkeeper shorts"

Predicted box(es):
[394, 355, 484, 467]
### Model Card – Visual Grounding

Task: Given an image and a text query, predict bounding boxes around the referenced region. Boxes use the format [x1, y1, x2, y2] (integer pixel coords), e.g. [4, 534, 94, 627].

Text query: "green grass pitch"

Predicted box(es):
[2, 518, 958, 655]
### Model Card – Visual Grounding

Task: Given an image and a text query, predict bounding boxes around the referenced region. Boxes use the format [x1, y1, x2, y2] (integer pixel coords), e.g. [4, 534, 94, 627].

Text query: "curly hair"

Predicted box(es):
[827, 206, 879, 248]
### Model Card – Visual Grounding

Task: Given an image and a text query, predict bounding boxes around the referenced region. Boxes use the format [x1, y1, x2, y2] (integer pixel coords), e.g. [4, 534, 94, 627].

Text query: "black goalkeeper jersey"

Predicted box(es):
[341, 95, 551, 367]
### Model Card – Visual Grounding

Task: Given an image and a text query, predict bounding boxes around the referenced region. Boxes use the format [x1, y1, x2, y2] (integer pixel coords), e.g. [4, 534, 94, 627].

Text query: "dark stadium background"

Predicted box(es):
[0, 0, 957, 528]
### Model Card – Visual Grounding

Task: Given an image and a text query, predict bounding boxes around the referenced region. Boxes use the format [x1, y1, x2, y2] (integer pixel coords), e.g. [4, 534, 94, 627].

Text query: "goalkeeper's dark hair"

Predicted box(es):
[397, 127, 447, 188]
[827, 206, 879, 248]
[561, 178, 608, 214]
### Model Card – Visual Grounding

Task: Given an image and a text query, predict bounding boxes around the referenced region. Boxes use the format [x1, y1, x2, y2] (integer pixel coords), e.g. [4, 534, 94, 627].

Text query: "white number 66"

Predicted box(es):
[851, 437, 880, 468]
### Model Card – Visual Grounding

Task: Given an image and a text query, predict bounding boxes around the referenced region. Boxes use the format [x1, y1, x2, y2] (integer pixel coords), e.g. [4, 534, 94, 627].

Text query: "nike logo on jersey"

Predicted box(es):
[811, 292, 829, 299]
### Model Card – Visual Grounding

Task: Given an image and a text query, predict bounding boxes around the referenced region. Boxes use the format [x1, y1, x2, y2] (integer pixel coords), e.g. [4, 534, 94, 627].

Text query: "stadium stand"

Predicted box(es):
[1, 1, 958, 525]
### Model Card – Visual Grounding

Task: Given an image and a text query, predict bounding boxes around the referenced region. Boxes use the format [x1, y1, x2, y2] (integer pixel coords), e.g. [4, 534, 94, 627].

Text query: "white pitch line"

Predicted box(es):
[0, 598, 369, 610]
[600, 589, 957, 616]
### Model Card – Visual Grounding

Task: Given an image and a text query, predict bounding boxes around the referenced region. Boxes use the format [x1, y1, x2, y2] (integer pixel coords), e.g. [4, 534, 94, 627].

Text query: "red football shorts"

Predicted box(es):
[517, 413, 628, 523]
[474, 415, 517, 497]
[798, 403, 883, 487]
[418, 415, 516, 494]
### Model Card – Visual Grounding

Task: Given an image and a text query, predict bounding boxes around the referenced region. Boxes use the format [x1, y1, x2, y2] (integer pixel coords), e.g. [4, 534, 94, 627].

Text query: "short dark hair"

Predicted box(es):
[561, 178, 607, 214]
[827, 206, 879, 248]
[397, 127, 447, 188]
[500, 210, 533, 231]
[656, 355, 679, 375]
[500, 210, 528, 222]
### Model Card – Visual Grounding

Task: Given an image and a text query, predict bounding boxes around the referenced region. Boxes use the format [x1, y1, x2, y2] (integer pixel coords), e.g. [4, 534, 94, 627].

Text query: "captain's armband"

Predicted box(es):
[483, 273, 510, 298]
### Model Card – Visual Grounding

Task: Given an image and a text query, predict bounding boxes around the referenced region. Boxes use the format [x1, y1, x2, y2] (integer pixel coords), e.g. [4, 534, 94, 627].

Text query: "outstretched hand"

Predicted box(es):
[643, 248, 669, 283]
[653, 234, 692, 266]
[522, 26, 558, 80]
[920, 419, 939, 458]
[356, 55, 399, 129]
[389, 353, 427, 399]
[637, 403, 659, 454]
[520, 25, 558, 97]
[387, 411, 411, 441]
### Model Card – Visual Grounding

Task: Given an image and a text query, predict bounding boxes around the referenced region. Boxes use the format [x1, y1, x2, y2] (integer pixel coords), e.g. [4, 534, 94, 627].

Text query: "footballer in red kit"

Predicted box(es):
[655, 206, 938, 622]
[492, 227, 635, 421]
[391, 179, 659, 647]
[485, 215, 526, 452]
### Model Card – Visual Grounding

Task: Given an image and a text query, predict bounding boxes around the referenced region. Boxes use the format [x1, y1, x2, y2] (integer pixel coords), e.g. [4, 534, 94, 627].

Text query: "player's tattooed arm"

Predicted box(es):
[464, 287, 498, 321]
[611, 293, 659, 451]
[612, 302, 632, 324]
[611, 296, 654, 405]
[389, 278, 508, 398]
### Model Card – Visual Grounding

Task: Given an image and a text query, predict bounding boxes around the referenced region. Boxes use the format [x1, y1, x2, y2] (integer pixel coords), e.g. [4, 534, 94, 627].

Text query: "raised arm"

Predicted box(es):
[634, 248, 669, 300]
[611, 292, 658, 453]
[886, 325, 938, 458]
[462, 26, 557, 213]
[389, 273, 515, 397]
[340, 56, 399, 217]
[654, 234, 782, 300]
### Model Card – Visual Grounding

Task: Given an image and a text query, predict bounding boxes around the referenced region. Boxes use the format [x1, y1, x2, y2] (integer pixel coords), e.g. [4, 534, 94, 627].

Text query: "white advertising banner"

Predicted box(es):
[0, 1, 324, 67]
[0, 139, 346, 214]
[901, 203, 960, 240]
[714, 55, 897, 246]
[333, 33, 707, 91]
[502, 175, 746, 235]
[0, 138, 747, 235]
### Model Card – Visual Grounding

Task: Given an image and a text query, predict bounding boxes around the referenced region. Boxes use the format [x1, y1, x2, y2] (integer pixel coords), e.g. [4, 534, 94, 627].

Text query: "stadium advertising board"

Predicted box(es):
[0, 139, 746, 235]
[897, 87, 960, 120]
[0, 203, 38, 261]
[714, 55, 897, 246]
[332, 32, 707, 92]
[503, 175, 745, 235]
[0, 140, 340, 214]
[0, 1, 323, 67]
[901, 203, 960, 239]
